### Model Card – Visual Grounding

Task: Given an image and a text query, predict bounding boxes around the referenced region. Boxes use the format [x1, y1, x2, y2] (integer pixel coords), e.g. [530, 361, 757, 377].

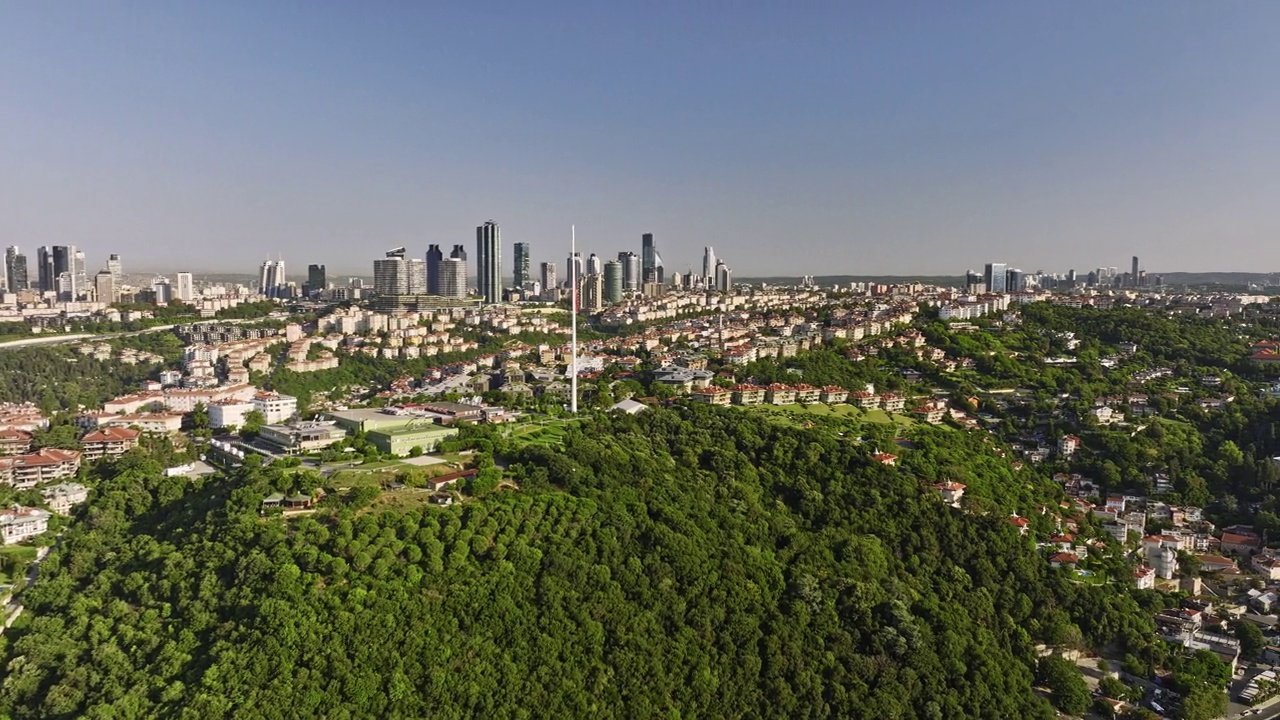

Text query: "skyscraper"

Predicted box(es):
[4, 247, 27, 292]
[107, 254, 122, 286]
[983, 262, 1008, 294]
[37, 246, 75, 294]
[425, 244, 443, 295]
[702, 246, 716, 285]
[513, 242, 531, 289]
[307, 264, 326, 297]
[439, 257, 467, 298]
[374, 248, 426, 296]
[476, 220, 501, 304]
[715, 261, 733, 293]
[586, 253, 602, 276]
[603, 260, 623, 304]
[582, 272, 604, 313]
[1131, 256, 1140, 287]
[72, 249, 87, 298]
[617, 251, 640, 292]
[540, 262, 557, 299]
[566, 253, 583, 288]
[175, 272, 195, 302]
[641, 233, 663, 284]
[152, 276, 174, 304]
[94, 270, 115, 304]
[258, 258, 286, 298]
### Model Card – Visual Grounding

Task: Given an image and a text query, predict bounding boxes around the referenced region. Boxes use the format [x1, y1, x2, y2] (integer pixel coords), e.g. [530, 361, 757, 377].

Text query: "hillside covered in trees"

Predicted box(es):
[0, 406, 1158, 719]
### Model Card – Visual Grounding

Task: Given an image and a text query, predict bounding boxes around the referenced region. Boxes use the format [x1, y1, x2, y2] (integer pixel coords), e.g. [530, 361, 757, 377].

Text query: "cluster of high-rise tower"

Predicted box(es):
[368, 222, 734, 310]
[1, 245, 129, 303]
[966, 255, 1160, 294]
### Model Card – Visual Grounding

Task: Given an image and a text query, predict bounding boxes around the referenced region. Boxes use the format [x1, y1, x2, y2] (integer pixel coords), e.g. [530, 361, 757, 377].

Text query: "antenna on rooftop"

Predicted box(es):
[570, 224, 578, 414]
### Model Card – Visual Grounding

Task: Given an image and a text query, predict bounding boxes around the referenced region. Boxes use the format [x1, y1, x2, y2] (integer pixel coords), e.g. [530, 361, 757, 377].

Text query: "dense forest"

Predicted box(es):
[0, 405, 1163, 719]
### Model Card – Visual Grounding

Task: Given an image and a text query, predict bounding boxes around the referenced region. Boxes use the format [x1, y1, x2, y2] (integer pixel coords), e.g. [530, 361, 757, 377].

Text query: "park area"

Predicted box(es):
[742, 403, 919, 429]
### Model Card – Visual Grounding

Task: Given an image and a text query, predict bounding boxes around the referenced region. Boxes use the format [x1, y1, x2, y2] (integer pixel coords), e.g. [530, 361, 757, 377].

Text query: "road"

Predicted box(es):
[0, 317, 265, 353]
[1, 542, 55, 633]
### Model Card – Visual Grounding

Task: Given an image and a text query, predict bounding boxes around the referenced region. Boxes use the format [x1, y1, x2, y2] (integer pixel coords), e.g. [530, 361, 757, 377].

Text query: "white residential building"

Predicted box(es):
[0, 506, 51, 544]
[41, 483, 89, 515]
[253, 392, 298, 424]
[208, 400, 255, 429]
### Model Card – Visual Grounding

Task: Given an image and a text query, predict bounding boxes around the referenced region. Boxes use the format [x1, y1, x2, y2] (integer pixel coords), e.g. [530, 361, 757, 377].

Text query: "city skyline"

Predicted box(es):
[4, 6, 1280, 275]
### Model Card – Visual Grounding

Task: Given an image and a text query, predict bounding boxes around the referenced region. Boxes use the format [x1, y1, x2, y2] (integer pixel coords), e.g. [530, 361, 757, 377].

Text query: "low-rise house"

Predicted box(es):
[766, 384, 796, 405]
[81, 427, 142, 460]
[792, 384, 821, 404]
[0, 448, 82, 489]
[880, 393, 905, 413]
[101, 413, 184, 435]
[731, 384, 765, 406]
[1009, 515, 1030, 535]
[41, 483, 88, 514]
[1252, 552, 1280, 581]
[0, 506, 51, 544]
[1048, 551, 1079, 569]
[1196, 554, 1237, 574]
[1058, 434, 1081, 458]
[912, 404, 945, 424]
[872, 452, 898, 466]
[819, 386, 848, 404]
[1134, 565, 1156, 590]
[690, 387, 732, 406]
[1220, 532, 1262, 556]
[933, 481, 966, 506]
[0, 429, 33, 456]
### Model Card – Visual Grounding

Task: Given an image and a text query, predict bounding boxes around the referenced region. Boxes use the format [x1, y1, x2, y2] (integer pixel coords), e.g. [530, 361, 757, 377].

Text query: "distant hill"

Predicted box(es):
[1154, 272, 1280, 288]
[740, 275, 966, 287]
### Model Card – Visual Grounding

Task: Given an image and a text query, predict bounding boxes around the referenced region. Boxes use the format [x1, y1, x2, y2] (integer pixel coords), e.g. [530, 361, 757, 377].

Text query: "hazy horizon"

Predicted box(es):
[4, 4, 1279, 277]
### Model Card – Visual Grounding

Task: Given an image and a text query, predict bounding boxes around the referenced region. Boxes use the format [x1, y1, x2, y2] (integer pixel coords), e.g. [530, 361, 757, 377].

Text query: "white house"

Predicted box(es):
[41, 483, 88, 515]
[252, 392, 298, 424]
[0, 506, 51, 544]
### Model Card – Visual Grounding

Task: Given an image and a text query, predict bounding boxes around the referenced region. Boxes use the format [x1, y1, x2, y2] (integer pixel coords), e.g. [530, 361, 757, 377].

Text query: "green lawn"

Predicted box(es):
[0, 545, 39, 586]
[742, 403, 917, 428]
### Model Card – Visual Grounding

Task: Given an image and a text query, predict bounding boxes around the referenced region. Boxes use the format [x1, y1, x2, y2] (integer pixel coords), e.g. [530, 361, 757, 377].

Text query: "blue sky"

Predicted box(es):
[3, 3, 1278, 277]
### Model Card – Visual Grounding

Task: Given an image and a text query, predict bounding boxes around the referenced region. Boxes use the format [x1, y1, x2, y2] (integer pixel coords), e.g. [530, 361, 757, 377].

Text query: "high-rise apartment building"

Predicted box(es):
[617, 251, 640, 292]
[374, 248, 426, 296]
[175, 272, 195, 302]
[307, 264, 326, 297]
[566, 253, 583, 289]
[715, 261, 732, 293]
[72, 249, 87, 297]
[439, 257, 468, 298]
[581, 273, 604, 313]
[258, 258, 286, 298]
[983, 262, 1008, 294]
[476, 220, 501, 304]
[603, 260, 623, 304]
[152, 276, 174, 304]
[586, 253, 602, 276]
[94, 270, 116, 304]
[540, 262, 557, 300]
[641, 233, 663, 284]
[513, 242, 531, 289]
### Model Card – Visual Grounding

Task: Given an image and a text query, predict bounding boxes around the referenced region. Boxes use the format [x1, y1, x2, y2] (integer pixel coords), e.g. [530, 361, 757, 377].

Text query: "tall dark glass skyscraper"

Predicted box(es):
[513, 242, 530, 289]
[307, 264, 326, 296]
[641, 233, 662, 284]
[426, 244, 443, 295]
[983, 262, 1008, 294]
[476, 220, 501, 304]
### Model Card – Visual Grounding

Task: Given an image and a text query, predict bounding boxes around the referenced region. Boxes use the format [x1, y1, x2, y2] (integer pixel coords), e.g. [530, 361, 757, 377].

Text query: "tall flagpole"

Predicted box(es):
[570, 225, 578, 414]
